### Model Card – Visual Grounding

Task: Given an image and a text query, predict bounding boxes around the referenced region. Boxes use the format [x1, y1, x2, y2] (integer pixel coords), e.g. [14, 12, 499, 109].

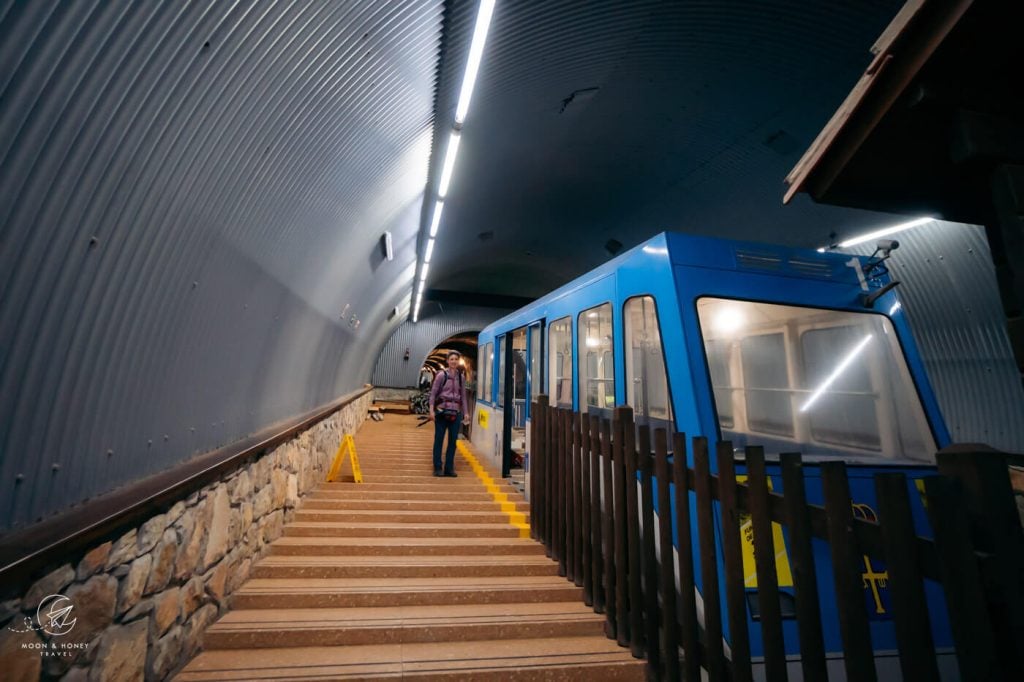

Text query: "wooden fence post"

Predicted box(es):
[590, 415, 605, 614]
[874, 473, 939, 682]
[694, 436, 726, 680]
[612, 409, 630, 648]
[821, 461, 877, 682]
[638, 424, 661, 676]
[580, 412, 593, 605]
[747, 446, 787, 682]
[780, 453, 828, 682]
[673, 433, 701, 681]
[716, 440, 752, 682]
[923, 475, 1000, 681]
[620, 407, 644, 658]
[937, 450, 1024, 679]
[572, 412, 583, 588]
[601, 416, 619, 640]
[654, 428, 679, 681]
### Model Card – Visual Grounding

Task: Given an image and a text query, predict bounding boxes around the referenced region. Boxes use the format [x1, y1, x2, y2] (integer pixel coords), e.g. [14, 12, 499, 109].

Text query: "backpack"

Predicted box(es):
[436, 370, 464, 421]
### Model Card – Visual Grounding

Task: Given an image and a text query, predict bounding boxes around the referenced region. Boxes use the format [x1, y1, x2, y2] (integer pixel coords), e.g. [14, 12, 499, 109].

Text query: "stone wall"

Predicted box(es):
[0, 390, 373, 681]
[373, 387, 419, 402]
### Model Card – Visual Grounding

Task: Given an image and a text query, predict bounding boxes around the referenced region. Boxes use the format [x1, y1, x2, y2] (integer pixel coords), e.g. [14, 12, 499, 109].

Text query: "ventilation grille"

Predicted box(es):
[788, 258, 834, 278]
[736, 250, 783, 271]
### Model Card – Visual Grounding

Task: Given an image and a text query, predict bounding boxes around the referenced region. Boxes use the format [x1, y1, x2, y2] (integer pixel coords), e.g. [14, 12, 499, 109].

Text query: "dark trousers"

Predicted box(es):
[432, 413, 461, 473]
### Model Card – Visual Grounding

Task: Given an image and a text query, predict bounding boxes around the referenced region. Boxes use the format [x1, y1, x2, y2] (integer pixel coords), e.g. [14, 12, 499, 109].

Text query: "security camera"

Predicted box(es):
[876, 239, 899, 255]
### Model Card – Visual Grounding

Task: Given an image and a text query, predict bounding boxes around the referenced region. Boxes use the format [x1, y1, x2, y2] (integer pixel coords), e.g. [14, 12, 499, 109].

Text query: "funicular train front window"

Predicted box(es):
[696, 298, 936, 462]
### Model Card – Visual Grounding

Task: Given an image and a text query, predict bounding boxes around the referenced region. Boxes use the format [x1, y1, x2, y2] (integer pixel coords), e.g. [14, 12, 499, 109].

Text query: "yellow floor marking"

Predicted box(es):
[457, 441, 530, 538]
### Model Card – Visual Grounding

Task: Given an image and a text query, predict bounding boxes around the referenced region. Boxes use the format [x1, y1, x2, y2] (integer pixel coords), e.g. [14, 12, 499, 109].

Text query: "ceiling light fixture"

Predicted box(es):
[455, 0, 497, 125]
[819, 217, 933, 253]
[428, 201, 444, 238]
[412, 0, 496, 323]
[437, 133, 461, 198]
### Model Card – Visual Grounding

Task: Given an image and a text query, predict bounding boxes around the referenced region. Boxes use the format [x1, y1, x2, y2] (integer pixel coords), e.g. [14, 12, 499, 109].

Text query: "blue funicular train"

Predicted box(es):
[472, 231, 955, 678]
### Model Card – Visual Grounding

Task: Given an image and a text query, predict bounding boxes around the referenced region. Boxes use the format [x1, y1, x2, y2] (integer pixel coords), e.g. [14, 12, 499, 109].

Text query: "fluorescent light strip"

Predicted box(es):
[412, 0, 496, 322]
[454, 0, 497, 124]
[429, 201, 444, 237]
[437, 133, 461, 198]
[838, 217, 933, 248]
[800, 334, 874, 413]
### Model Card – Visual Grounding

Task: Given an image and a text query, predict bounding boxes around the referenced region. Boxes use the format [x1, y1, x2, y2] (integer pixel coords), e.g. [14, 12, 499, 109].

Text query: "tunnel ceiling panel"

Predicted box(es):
[426, 0, 908, 299]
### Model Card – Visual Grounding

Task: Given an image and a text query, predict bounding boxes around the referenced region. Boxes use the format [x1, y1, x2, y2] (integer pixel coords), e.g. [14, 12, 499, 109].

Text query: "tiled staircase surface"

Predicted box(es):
[176, 414, 643, 680]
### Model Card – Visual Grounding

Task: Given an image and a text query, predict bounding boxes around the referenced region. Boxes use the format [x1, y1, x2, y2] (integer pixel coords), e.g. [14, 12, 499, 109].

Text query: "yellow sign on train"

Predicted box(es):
[736, 475, 794, 588]
[477, 408, 489, 428]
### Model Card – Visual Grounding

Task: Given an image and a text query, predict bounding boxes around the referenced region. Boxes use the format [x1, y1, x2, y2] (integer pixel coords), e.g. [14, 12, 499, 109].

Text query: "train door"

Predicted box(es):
[499, 327, 528, 478]
[524, 322, 543, 492]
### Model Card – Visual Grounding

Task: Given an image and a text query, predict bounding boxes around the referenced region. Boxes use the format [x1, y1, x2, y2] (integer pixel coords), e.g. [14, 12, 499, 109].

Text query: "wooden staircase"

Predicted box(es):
[175, 414, 644, 680]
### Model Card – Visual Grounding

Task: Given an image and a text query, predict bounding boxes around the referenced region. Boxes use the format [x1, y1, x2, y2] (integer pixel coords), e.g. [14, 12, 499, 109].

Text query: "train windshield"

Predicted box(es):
[696, 298, 936, 462]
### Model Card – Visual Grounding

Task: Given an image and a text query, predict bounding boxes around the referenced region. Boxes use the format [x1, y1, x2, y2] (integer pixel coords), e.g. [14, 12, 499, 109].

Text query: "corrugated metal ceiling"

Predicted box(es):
[0, 0, 443, 531]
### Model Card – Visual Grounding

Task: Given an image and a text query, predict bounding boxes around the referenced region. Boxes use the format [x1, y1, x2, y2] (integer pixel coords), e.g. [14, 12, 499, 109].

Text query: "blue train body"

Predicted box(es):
[471, 232, 954, 670]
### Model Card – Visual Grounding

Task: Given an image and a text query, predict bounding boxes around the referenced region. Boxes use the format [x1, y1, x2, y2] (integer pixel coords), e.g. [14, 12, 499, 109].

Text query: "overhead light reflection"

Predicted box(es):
[800, 334, 874, 413]
[714, 308, 745, 335]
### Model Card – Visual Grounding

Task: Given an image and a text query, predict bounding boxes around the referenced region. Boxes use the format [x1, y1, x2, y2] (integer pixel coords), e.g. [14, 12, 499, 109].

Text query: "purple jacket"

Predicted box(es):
[429, 369, 468, 414]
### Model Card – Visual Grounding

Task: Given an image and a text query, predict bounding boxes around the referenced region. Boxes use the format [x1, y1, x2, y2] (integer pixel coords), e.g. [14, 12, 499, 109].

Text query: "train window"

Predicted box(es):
[578, 303, 615, 417]
[497, 335, 507, 408]
[476, 345, 485, 400]
[704, 340, 733, 428]
[548, 317, 573, 407]
[740, 333, 795, 437]
[529, 324, 542, 402]
[802, 326, 879, 450]
[624, 296, 674, 431]
[696, 298, 936, 462]
[479, 342, 492, 402]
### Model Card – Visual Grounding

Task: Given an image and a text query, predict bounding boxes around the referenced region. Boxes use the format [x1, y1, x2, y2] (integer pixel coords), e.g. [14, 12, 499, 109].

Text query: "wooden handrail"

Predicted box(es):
[0, 386, 372, 593]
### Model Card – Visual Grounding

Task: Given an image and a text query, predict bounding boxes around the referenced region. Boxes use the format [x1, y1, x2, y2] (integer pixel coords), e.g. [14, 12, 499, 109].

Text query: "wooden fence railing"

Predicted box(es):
[529, 395, 1024, 682]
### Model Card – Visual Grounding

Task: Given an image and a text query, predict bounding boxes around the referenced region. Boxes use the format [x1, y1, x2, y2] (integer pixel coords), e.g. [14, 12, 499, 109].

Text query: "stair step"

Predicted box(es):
[294, 509, 525, 524]
[178, 637, 643, 680]
[202, 602, 604, 648]
[319, 481, 517, 492]
[310, 490, 498, 501]
[269, 537, 545, 556]
[250, 555, 556, 579]
[231, 576, 583, 609]
[284, 522, 524, 538]
[300, 499, 528, 512]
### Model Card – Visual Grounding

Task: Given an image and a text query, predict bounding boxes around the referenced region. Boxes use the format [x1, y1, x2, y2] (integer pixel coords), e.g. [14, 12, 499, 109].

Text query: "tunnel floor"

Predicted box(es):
[175, 414, 643, 680]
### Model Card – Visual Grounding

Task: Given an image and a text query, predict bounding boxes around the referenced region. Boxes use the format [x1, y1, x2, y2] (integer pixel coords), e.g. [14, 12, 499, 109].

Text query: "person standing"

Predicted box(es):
[428, 351, 470, 477]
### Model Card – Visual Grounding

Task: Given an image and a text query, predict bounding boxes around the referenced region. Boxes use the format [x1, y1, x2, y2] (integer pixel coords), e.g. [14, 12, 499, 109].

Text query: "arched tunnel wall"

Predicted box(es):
[0, 1, 446, 535]
[371, 304, 508, 388]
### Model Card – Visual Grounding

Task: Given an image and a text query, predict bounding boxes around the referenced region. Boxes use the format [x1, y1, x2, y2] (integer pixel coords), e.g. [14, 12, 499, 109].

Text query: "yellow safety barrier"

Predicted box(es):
[327, 434, 363, 483]
[456, 441, 530, 538]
